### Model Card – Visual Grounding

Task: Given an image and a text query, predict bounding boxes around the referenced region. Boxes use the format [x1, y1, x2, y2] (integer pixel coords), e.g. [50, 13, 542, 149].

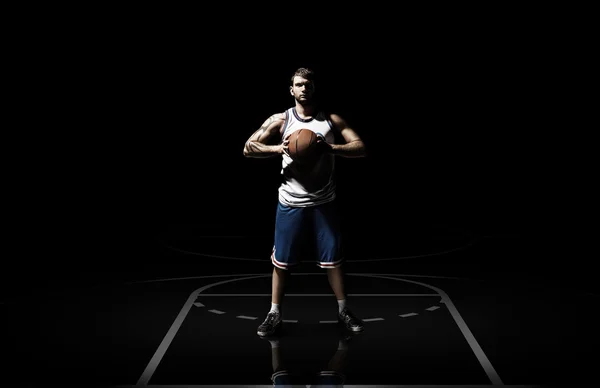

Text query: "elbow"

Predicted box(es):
[243, 142, 251, 158]
[358, 141, 368, 158]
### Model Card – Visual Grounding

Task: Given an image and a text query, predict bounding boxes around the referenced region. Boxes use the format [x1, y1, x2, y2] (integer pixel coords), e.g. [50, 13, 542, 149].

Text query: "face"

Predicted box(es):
[290, 76, 315, 103]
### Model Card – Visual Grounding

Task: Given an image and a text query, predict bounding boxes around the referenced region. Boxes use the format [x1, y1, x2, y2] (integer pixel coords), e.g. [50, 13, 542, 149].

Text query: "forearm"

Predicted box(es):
[330, 140, 367, 158]
[243, 141, 283, 158]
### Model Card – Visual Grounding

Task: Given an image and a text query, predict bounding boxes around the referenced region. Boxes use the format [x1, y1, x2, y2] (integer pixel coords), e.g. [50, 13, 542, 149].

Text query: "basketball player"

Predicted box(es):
[243, 67, 367, 337]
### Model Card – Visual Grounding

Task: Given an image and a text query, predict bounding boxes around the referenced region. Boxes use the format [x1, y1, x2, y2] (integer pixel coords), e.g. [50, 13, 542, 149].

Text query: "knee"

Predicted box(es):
[274, 266, 288, 276]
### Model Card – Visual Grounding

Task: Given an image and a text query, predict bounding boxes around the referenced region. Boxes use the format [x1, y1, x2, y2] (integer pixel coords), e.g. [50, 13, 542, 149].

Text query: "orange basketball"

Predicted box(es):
[287, 129, 319, 164]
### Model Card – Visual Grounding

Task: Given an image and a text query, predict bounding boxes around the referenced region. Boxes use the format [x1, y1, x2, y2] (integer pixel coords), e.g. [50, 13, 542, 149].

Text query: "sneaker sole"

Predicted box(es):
[338, 320, 364, 332]
[257, 322, 282, 337]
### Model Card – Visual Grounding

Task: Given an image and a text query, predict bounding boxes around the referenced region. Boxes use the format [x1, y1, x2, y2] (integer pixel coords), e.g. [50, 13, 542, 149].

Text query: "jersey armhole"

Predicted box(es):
[280, 109, 289, 138]
[326, 113, 342, 143]
[325, 111, 336, 131]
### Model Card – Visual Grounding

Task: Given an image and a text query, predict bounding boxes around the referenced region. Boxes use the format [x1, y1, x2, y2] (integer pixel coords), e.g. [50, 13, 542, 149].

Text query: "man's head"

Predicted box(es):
[290, 67, 316, 104]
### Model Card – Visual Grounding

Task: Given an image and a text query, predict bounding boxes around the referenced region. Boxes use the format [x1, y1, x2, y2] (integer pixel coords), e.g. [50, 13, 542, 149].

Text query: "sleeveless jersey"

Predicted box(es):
[278, 107, 337, 207]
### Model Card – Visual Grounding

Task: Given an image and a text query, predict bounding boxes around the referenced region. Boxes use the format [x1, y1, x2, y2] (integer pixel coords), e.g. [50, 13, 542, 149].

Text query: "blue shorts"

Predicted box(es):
[271, 201, 344, 270]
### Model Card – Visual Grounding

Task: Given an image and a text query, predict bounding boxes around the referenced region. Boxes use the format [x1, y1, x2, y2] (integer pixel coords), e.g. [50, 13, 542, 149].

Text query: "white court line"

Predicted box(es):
[357, 274, 504, 386]
[136, 273, 503, 386]
[125, 273, 481, 285]
[235, 315, 256, 320]
[400, 312, 419, 318]
[162, 239, 479, 262]
[194, 294, 439, 324]
[119, 385, 541, 388]
[135, 274, 269, 386]
[195, 293, 438, 297]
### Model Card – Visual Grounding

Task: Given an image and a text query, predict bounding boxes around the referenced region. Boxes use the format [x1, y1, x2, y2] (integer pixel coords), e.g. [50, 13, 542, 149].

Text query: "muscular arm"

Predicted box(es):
[243, 113, 287, 158]
[326, 113, 367, 158]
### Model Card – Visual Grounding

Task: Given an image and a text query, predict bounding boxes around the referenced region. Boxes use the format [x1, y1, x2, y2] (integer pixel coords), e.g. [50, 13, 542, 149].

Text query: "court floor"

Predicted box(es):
[0, 223, 596, 387]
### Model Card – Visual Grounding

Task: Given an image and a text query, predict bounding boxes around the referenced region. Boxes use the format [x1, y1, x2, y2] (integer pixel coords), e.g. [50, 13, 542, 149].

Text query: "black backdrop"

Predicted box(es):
[6, 15, 570, 294]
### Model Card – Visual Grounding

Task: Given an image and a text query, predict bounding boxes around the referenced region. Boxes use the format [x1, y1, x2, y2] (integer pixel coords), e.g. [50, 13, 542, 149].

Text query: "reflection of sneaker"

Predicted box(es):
[271, 370, 292, 386]
[257, 311, 282, 337]
[266, 338, 280, 348]
[338, 307, 364, 333]
[316, 371, 346, 386]
[338, 329, 359, 343]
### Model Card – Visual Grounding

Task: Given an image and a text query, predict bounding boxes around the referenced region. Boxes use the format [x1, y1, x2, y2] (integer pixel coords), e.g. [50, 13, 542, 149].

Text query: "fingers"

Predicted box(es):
[282, 138, 289, 154]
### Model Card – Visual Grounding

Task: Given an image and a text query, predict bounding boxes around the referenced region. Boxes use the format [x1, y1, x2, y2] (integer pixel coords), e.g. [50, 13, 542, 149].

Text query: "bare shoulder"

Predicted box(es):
[255, 111, 286, 134]
[246, 112, 287, 144]
[327, 112, 351, 130]
[326, 112, 355, 132]
[259, 112, 286, 132]
[326, 112, 362, 142]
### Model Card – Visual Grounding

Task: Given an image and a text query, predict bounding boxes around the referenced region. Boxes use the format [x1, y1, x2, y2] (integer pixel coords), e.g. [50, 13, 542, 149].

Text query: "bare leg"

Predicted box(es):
[271, 343, 284, 372]
[327, 265, 363, 333]
[272, 266, 287, 304]
[258, 266, 288, 338]
[326, 266, 346, 300]
[319, 337, 350, 385]
[327, 347, 349, 373]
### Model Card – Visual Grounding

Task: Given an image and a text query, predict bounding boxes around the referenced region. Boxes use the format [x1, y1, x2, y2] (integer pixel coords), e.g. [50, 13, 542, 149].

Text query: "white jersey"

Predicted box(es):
[278, 107, 337, 207]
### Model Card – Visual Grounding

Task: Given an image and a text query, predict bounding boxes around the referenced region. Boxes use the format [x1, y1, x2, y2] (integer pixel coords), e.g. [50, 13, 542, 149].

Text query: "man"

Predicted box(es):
[243, 67, 366, 337]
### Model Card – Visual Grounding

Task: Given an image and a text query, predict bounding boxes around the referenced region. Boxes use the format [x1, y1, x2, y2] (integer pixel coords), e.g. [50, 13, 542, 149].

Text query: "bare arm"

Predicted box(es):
[321, 113, 367, 158]
[243, 113, 288, 158]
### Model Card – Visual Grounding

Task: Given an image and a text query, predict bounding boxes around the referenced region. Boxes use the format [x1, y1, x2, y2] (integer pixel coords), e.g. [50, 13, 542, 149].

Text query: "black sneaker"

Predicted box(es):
[257, 311, 282, 337]
[338, 307, 364, 333]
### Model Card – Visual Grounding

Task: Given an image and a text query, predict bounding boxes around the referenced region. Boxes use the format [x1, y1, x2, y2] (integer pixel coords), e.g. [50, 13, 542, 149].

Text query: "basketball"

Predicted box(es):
[287, 129, 319, 164]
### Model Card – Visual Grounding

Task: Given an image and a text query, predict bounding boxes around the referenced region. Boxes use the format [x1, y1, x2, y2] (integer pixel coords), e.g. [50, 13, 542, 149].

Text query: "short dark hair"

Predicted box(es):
[290, 67, 315, 84]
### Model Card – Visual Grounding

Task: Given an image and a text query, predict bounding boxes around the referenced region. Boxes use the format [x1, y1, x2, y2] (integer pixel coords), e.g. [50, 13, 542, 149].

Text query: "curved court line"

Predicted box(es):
[236, 315, 257, 320]
[125, 272, 482, 285]
[363, 317, 385, 322]
[399, 312, 419, 318]
[160, 237, 479, 262]
[135, 274, 270, 386]
[355, 273, 504, 385]
[137, 273, 502, 386]
[193, 294, 441, 324]
[160, 225, 476, 242]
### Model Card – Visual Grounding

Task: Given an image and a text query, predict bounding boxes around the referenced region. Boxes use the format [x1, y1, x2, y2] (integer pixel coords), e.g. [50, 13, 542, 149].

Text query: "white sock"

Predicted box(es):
[337, 299, 346, 313]
[337, 339, 348, 350]
[269, 339, 280, 348]
[270, 303, 280, 314]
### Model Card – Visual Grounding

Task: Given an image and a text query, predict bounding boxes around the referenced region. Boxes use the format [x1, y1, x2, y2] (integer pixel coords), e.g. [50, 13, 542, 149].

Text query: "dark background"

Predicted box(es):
[5, 9, 576, 298]
[2, 8, 593, 388]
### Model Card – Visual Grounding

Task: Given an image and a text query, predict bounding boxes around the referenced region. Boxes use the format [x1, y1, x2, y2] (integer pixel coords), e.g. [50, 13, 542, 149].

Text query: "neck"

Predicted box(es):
[294, 101, 317, 118]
